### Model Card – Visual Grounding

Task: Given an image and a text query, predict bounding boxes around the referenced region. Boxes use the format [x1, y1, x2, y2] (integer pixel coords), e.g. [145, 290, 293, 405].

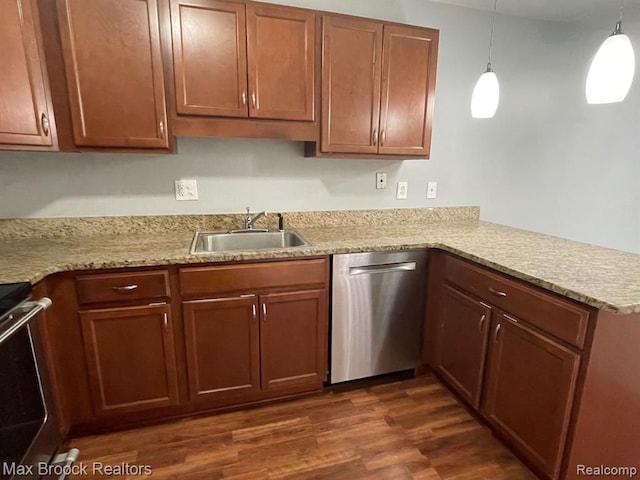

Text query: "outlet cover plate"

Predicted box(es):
[427, 181, 438, 199]
[175, 179, 199, 201]
[396, 181, 408, 200]
[376, 172, 387, 190]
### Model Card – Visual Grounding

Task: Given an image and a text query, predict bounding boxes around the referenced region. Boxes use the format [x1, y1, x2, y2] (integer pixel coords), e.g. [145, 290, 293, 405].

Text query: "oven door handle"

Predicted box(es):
[0, 298, 52, 345]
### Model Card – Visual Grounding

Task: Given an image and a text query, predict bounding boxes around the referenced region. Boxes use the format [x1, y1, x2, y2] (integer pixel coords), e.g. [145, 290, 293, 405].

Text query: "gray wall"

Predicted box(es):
[0, 0, 638, 254]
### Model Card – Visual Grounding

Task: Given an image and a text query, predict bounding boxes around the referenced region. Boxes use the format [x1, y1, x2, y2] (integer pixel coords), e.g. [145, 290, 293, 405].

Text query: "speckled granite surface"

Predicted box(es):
[1, 207, 639, 314]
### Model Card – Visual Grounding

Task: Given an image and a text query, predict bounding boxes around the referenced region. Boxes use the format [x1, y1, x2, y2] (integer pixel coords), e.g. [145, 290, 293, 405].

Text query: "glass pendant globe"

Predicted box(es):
[586, 32, 635, 104]
[471, 70, 500, 118]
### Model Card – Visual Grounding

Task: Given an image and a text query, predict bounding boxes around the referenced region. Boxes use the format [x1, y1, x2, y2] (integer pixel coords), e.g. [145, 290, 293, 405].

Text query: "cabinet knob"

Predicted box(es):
[373, 129, 378, 146]
[41, 113, 50, 136]
[251, 92, 257, 108]
[241, 91, 247, 106]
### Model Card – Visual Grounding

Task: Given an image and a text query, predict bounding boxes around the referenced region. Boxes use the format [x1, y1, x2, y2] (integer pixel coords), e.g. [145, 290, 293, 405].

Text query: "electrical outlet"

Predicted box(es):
[427, 181, 438, 199]
[376, 172, 387, 190]
[175, 179, 198, 201]
[396, 181, 408, 200]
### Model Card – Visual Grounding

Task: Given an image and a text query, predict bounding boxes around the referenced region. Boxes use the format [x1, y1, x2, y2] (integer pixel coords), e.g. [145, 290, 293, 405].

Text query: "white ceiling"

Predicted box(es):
[429, 0, 640, 27]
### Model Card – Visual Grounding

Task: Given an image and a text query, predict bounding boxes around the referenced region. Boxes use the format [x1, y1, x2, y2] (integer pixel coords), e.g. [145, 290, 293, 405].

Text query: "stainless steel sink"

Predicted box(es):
[190, 230, 310, 254]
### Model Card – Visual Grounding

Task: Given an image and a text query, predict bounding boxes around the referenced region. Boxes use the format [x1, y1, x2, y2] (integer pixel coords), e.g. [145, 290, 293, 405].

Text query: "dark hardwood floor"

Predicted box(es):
[68, 376, 536, 479]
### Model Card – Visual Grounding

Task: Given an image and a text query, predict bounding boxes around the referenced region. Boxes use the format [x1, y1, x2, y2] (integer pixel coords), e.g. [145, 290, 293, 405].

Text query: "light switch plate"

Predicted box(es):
[396, 181, 408, 200]
[427, 181, 438, 199]
[175, 179, 198, 201]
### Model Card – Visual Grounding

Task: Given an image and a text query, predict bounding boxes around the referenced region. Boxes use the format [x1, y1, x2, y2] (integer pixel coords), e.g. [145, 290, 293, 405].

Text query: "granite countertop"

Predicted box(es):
[1, 208, 639, 314]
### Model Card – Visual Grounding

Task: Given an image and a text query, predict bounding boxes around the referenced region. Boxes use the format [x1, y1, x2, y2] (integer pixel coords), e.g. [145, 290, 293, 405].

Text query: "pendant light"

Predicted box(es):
[471, 0, 500, 118]
[585, 1, 635, 104]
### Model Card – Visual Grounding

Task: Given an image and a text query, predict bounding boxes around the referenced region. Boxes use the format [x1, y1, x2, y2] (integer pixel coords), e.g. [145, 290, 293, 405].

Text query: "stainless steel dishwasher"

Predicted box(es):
[331, 250, 428, 384]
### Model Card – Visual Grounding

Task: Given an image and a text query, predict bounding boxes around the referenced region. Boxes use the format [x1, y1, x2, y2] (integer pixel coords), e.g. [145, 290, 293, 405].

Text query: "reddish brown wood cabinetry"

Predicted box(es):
[483, 311, 580, 479]
[426, 251, 591, 480]
[169, 0, 315, 137]
[179, 259, 329, 405]
[260, 290, 327, 391]
[316, 16, 438, 158]
[435, 284, 490, 409]
[56, 0, 169, 148]
[182, 296, 261, 402]
[79, 303, 179, 416]
[0, 0, 57, 150]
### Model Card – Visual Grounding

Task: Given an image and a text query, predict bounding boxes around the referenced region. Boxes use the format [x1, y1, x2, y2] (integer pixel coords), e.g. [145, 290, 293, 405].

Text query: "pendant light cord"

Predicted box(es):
[488, 0, 498, 67]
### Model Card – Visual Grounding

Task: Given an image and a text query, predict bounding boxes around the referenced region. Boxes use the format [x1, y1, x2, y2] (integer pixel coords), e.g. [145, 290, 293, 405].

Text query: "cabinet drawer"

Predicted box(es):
[444, 255, 590, 349]
[76, 271, 171, 306]
[180, 259, 328, 297]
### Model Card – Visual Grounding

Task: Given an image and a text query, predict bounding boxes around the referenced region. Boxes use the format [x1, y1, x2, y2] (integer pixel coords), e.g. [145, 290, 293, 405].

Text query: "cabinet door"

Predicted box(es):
[482, 313, 580, 479]
[260, 290, 327, 391]
[182, 297, 260, 403]
[170, 0, 248, 118]
[436, 284, 491, 409]
[0, 0, 55, 148]
[80, 304, 179, 416]
[246, 4, 314, 121]
[378, 25, 438, 156]
[57, 0, 168, 148]
[321, 16, 382, 154]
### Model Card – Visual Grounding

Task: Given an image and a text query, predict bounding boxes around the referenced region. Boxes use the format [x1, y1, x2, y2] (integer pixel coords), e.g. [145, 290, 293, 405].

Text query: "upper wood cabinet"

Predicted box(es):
[170, 0, 314, 121]
[56, 0, 169, 148]
[318, 16, 438, 158]
[0, 0, 57, 150]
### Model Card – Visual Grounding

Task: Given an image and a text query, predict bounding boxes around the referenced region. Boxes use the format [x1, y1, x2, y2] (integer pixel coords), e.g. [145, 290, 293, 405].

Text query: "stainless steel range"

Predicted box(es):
[0, 282, 77, 480]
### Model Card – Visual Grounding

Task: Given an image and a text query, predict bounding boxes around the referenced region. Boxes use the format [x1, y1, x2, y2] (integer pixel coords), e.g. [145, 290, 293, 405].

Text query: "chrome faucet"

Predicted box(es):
[245, 207, 267, 230]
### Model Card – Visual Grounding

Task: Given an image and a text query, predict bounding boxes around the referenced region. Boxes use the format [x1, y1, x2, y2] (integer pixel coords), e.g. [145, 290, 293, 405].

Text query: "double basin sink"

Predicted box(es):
[190, 230, 310, 254]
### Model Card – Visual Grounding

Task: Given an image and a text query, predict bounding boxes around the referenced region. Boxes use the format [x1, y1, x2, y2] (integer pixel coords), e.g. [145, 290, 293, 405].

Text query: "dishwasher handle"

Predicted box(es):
[349, 261, 417, 275]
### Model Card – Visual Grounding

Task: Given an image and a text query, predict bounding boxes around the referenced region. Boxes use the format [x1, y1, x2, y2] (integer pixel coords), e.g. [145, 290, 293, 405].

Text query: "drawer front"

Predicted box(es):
[180, 258, 328, 297]
[76, 271, 171, 306]
[444, 255, 589, 348]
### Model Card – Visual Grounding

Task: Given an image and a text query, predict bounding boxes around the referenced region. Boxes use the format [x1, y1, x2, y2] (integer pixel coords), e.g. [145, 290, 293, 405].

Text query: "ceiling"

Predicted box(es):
[428, 0, 640, 27]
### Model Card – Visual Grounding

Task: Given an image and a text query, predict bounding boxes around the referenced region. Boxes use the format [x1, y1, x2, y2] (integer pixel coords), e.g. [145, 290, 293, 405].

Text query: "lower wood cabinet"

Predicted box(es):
[183, 296, 261, 402]
[482, 312, 580, 480]
[182, 289, 328, 404]
[426, 251, 589, 480]
[435, 284, 490, 409]
[260, 290, 327, 391]
[79, 303, 180, 416]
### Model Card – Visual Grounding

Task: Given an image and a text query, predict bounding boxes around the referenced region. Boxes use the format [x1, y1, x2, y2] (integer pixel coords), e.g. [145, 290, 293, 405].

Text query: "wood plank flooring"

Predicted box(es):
[68, 377, 536, 479]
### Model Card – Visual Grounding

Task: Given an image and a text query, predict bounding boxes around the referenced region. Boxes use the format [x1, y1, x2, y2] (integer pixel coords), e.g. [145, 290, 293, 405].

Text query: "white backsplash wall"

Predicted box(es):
[0, 0, 638, 254]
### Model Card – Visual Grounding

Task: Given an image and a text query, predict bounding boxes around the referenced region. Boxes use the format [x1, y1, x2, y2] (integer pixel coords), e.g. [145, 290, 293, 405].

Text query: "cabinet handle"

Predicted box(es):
[489, 287, 507, 297]
[373, 129, 378, 145]
[111, 284, 138, 292]
[502, 313, 518, 323]
[479, 314, 486, 334]
[251, 92, 257, 108]
[252, 303, 257, 320]
[262, 303, 267, 320]
[159, 120, 165, 138]
[241, 91, 247, 106]
[163, 312, 169, 333]
[381, 129, 386, 146]
[494, 323, 502, 343]
[41, 113, 50, 136]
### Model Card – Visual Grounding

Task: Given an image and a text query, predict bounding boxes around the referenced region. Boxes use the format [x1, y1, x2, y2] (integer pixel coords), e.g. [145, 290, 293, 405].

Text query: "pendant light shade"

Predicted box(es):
[586, 21, 635, 104]
[471, 0, 499, 119]
[471, 64, 500, 118]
